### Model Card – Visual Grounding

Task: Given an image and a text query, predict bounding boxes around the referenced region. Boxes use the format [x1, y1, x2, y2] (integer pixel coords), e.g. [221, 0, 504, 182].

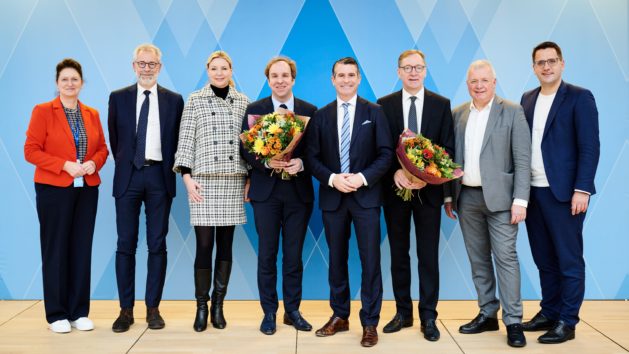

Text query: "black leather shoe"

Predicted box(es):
[459, 313, 499, 334]
[421, 319, 440, 341]
[283, 311, 312, 331]
[522, 311, 555, 332]
[112, 308, 134, 333]
[506, 323, 527, 347]
[538, 320, 575, 344]
[382, 313, 413, 333]
[146, 307, 165, 330]
[260, 313, 276, 335]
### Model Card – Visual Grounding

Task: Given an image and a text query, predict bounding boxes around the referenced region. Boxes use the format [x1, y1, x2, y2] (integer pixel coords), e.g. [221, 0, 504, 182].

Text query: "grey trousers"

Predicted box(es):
[458, 187, 523, 325]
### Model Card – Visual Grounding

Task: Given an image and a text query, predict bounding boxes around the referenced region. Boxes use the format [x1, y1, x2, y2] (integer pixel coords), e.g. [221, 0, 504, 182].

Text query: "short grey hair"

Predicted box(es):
[133, 43, 162, 62]
[467, 59, 496, 79]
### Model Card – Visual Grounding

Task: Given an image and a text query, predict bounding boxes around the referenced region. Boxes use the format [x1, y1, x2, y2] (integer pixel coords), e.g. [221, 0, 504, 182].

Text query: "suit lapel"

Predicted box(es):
[393, 90, 404, 135]
[330, 101, 340, 161]
[420, 89, 432, 135]
[480, 96, 503, 153]
[542, 81, 567, 141]
[524, 87, 541, 132]
[350, 97, 366, 150]
[127, 85, 138, 139]
[157, 85, 167, 144]
[293, 97, 301, 114]
[457, 108, 470, 165]
[52, 97, 75, 148]
[78, 100, 92, 154]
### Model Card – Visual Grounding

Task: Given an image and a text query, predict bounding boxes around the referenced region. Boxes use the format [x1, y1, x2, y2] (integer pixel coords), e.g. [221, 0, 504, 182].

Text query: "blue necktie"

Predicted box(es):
[340, 102, 351, 173]
[408, 96, 418, 133]
[134, 90, 151, 169]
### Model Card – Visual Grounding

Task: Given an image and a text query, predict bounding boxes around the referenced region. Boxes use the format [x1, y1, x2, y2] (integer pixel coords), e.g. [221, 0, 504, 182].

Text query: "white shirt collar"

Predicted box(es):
[470, 96, 495, 113]
[337, 95, 357, 107]
[402, 87, 424, 102]
[272, 94, 294, 110]
[137, 83, 158, 97]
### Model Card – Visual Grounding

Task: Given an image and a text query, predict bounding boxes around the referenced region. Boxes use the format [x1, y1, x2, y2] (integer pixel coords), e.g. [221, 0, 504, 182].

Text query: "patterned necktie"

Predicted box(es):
[133, 90, 151, 169]
[340, 102, 351, 173]
[408, 96, 418, 133]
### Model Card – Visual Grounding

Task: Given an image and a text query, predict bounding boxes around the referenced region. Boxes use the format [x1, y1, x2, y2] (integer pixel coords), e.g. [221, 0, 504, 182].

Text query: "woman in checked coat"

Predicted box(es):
[174, 50, 250, 332]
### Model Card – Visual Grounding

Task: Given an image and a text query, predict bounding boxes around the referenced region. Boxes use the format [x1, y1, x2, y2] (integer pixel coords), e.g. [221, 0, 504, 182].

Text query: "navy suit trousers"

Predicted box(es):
[115, 163, 172, 309]
[322, 194, 382, 327]
[526, 187, 586, 328]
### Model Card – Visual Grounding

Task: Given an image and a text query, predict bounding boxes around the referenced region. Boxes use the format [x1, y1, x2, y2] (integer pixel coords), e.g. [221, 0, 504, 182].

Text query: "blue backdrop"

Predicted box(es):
[1, 0, 627, 301]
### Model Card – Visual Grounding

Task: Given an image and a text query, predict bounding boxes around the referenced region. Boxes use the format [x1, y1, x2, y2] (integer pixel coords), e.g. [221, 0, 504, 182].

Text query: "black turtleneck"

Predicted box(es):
[210, 84, 229, 100]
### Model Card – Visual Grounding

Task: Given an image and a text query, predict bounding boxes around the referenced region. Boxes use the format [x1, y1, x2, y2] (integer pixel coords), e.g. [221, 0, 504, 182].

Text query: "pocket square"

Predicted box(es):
[362, 120, 372, 125]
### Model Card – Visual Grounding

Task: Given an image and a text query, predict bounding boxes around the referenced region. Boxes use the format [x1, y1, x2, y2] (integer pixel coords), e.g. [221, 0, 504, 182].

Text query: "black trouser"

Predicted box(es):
[35, 183, 98, 323]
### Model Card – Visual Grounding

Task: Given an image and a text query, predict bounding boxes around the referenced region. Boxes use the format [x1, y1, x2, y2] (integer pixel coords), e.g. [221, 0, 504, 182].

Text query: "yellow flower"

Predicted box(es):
[253, 139, 265, 153]
[268, 123, 281, 134]
[293, 126, 301, 134]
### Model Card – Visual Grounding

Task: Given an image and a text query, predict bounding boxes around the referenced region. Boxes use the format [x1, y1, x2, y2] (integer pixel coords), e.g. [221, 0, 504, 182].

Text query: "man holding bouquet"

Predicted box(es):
[446, 60, 531, 348]
[240, 57, 317, 335]
[307, 57, 393, 347]
[377, 49, 454, 341]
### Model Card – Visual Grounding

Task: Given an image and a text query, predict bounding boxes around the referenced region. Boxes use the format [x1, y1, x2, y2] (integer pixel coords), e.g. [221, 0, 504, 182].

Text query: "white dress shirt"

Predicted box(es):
[328, 95, 367, 187]
[462, 99, 493, 187]
[136, 83, 162, 161]
[272, 94, 294, 112]
[530, 92, 555, 187]
[403, 87, 424, 132]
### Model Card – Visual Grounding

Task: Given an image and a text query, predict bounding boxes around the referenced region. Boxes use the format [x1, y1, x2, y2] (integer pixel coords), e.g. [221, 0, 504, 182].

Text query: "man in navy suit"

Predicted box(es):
[108, 44, 184, 333]
[240, 57, 317, 335]
[307, 57, 393, 347]
[520, 41, 600, 344]
[377, 49, 454, 341]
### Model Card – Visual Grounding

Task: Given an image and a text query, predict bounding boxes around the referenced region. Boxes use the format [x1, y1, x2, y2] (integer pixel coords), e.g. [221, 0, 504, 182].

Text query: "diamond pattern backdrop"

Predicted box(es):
[1, 0, 627, 301]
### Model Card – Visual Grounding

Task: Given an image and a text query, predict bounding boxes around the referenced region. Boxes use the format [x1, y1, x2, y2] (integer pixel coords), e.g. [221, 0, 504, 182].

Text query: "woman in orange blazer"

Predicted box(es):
[24, 58, 108, 333]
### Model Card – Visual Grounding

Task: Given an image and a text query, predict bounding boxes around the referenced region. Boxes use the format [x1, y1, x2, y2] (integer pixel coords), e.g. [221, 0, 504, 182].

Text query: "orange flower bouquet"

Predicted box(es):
[240, 110, 310, 179]
[396, 129, 463, 201]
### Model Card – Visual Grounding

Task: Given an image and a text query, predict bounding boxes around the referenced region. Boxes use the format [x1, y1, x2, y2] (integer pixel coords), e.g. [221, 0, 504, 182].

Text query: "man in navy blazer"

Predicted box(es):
[377, 50, 454, 341]
[108, 44, 184, 333]
[520, 41, 600, 344]
[240, 57, 317, 335]
[307, 57, 393, 347]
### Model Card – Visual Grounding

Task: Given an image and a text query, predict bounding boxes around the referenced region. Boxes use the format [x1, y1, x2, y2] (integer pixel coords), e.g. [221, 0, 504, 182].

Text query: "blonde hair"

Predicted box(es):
[206, 50, 235, 87]
[133, 43, 162, 62]
[467, 59, 497, 79]
[398, 49, 426, 67]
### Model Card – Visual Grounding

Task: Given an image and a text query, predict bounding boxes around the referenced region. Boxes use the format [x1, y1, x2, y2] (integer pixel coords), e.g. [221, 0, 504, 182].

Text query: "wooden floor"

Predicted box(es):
[0, 300, 627, 353]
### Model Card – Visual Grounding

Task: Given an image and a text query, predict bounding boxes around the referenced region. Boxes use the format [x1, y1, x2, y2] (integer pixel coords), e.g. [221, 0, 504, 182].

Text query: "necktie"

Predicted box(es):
[408, 96, 418, 133]
[279, 103, 288, 110]
[134, 90, 151, 169]
[340, 102, 351, 173]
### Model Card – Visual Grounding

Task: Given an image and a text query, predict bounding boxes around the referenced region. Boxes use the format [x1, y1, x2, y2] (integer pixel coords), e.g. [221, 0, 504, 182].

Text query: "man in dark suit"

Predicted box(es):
[240, 57, 317, 335]
[377, 49, 454, 341]
[108, 44, 184, 333]
[307, 57, 393, 347]
[520, 41, 600, 344]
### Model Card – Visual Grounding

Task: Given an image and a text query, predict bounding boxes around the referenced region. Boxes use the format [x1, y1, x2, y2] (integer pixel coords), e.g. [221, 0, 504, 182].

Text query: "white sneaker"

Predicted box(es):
[70, 317, 94, 331]
[49, 319, 71, 333]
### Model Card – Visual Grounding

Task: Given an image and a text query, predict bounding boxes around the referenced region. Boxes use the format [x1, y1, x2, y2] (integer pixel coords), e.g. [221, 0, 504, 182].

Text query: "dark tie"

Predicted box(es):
[408, 96, 418, 133]
[134, 90, 151, 169]
[279, 103, 288, 110]
[340, 103, 351, 173]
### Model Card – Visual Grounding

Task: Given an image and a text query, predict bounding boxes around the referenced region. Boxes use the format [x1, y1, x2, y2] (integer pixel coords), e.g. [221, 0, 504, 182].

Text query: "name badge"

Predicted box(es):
[74, 159, 84, 187]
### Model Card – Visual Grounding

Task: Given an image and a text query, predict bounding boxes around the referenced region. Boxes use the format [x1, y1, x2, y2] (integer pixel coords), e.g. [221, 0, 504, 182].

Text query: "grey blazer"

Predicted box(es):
[449, 95, 531, 212]
[174, 85, 250, 175]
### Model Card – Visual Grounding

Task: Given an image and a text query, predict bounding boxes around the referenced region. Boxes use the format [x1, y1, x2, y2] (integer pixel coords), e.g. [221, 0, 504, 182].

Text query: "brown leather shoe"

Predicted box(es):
[146, 307, 165, 330]
[112, 308, 134, 333]
[315, 316, 349, 337]
[361, 326, 378, 347]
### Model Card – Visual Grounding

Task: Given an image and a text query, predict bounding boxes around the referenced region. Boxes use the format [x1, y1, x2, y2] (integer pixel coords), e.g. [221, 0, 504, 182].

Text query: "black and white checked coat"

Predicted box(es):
[174, 84, 250, 175]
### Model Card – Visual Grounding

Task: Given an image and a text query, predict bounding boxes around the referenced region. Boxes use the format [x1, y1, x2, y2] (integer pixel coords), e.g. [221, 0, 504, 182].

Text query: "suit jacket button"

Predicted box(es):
[211, 112, 216, 116]
[229, 156, 233, 160]
[214, 156, 219, 161]
[229, 140, 233, 144]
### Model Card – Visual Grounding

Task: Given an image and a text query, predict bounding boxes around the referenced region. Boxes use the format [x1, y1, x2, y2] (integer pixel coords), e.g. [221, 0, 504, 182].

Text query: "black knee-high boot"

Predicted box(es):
[193, 268, 212, 332]
[210, 261, 232, 329]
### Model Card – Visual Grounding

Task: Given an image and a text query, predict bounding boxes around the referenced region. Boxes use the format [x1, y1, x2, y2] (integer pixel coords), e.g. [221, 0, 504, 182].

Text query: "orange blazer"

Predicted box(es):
[24, 96, 109, 187]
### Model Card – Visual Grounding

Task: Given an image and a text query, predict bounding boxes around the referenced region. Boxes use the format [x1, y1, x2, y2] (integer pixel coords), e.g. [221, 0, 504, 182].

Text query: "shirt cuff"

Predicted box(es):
[444, 197, 453, 203]
[358, 173, 368, 186]
[575, 189, 591, 195]
[513, 198, 528, 208]
[328, 173, 336, 188]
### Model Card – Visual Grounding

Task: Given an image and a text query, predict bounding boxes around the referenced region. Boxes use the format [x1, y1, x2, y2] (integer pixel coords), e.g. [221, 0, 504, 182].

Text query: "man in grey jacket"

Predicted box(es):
[444, 60, 531, 348]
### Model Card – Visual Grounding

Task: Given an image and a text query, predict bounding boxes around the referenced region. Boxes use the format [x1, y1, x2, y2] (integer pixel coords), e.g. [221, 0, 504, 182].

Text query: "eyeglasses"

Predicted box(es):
[135, 61, 161, 69]
[534, 58, 560, 68]
[399, 65, 426, 73]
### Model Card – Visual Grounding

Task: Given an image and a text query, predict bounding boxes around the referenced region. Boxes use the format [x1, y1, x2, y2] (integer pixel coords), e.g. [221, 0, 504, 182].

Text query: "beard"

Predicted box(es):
[137, 74, 157, 87]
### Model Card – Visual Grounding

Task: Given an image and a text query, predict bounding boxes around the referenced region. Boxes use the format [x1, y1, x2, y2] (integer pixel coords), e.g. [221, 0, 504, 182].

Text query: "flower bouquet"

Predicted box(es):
[396, 129, 463, 201]
[240, 109, 309, 179]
